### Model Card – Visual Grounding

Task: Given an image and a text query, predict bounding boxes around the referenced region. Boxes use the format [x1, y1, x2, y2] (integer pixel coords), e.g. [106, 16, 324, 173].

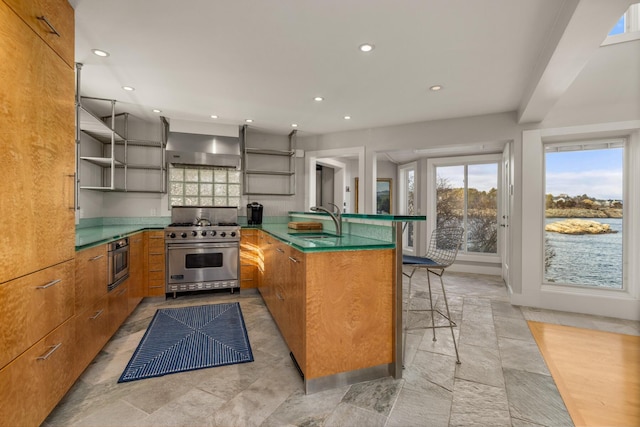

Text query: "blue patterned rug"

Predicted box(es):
[118, 302, 253, 383]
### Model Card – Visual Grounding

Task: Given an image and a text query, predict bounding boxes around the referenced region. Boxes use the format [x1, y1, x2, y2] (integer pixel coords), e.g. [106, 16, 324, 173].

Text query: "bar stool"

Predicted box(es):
[402, 226, 464, 365]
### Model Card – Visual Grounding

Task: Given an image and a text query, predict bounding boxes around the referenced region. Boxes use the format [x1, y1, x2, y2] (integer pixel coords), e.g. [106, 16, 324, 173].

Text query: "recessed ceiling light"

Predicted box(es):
[210, 115, 218, 119]
[245, 119, 253, 123]
[359, 43, 374, 52]
[152, 109, 161, 113]
[430, 85, 443, 91]
[291, 123, 298, 128]
[314, 96, 324, 102]
[122, 86, 135, 91]
[91, 49, 109, 57]
[344, 115, 351, 120]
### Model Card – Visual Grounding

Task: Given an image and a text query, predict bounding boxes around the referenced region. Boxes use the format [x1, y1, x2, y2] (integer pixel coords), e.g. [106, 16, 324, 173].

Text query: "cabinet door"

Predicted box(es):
[3, 0, 75, 67]
[128, 233, 145, 312]
[74, 295, 110, 377]
[0, 260, 74, 369]
[240, 229, 258, 289]
[285, 247, 305, 369]
[108, 284, 129, 336]
[0, 319, 76, 427]
[146, 231, 165, 296]
[75, 244, 108, 312]
[0, 1, 75, 284]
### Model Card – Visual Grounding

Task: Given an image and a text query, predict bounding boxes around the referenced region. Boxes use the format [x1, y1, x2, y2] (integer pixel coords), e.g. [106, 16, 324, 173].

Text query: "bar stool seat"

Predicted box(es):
[402, 226, 464, 365]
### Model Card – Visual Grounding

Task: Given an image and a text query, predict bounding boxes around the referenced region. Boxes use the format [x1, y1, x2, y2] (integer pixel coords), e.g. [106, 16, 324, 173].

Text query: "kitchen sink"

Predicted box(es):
[289, 232, 339, 240]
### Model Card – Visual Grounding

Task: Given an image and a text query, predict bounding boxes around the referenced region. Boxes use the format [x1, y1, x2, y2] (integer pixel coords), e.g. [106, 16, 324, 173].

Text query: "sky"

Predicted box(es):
[545, 148, 623, 200]
[435, 148, 623, 201]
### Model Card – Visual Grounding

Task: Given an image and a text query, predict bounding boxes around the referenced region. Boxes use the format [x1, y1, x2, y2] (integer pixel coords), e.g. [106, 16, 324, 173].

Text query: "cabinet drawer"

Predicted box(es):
[0, 260, 74, 368]
[147, 232, 165, 249]
[4, 0, 74, 67]
[108, 284, 129, 336]
[148, 253, 165, 266]
[0, 319, 76, 427]
[75, 244, 108, 311]
[74, 296, 110, 376]
[147, 279, 166, 296]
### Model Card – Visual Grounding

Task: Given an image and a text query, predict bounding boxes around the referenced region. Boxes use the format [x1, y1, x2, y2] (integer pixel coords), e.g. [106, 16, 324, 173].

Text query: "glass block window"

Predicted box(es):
[169, 165, 241, 207]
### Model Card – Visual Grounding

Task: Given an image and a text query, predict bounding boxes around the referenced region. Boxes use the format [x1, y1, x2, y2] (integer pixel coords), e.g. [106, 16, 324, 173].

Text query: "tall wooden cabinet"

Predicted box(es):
[0, 0, 76, 424]
[146, 230, 166, 296]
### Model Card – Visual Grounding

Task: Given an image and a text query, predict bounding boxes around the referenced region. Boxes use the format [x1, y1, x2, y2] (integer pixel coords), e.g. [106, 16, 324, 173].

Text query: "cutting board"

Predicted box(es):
[288, 222, 323, 230]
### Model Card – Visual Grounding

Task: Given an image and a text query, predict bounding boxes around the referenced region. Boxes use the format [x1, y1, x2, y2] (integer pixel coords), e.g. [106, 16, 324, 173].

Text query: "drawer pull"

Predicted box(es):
[37, 343, 62, 361]
[89, 309, 104, 320]
[276, 248, 285, 253]
[89, 254, 104, 261]
[37, 16, 61, 37]
[116, 288, 127, 296]
[276, 292, 284, 301]
[35, 279, 61, 290]
[288, 256, 299, 263]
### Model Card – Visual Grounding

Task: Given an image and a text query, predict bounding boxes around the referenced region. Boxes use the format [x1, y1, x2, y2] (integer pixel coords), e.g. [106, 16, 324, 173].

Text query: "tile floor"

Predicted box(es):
[45, 271, 640, 427]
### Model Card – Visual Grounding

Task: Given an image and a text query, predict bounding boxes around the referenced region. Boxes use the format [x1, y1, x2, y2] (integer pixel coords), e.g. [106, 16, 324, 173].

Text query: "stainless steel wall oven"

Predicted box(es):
[108, 237, 129, 291]
[165, 206, 240, 297]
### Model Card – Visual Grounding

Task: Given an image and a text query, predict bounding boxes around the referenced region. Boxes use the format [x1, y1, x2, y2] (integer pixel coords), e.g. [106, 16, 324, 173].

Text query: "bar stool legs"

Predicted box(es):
[403, 266, 461, 366]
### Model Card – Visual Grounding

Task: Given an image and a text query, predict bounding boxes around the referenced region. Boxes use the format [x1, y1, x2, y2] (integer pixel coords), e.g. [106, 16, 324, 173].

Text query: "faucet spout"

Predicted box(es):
[310, 203, 342, 236]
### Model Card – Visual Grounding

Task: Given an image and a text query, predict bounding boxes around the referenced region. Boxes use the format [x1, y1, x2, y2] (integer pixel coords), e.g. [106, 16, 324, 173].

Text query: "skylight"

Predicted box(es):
[603, 2, 640, 45]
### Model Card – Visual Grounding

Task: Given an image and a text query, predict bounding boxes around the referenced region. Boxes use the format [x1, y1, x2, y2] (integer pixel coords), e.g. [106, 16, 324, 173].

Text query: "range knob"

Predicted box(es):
[191, 231, 198, 237]
[181, 232, 187, 238]
[169, 232, 176, 238]
[201, 231, 207, 236]
[220, 232, 226, 237]
[210, 230, 217, 237]
[230, 231, 237, 237]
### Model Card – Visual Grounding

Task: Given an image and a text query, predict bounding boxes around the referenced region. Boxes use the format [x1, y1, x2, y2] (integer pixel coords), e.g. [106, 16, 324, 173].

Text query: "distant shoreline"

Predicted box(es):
[545, 208, 622, 219]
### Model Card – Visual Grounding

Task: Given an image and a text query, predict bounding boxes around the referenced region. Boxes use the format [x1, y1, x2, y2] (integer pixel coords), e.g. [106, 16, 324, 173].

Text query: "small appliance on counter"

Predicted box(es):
[246, 202, 263, 225]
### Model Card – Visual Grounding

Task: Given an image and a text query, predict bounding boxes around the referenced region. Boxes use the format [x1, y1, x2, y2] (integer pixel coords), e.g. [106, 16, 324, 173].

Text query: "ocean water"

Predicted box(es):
[544, 218, 623, 289]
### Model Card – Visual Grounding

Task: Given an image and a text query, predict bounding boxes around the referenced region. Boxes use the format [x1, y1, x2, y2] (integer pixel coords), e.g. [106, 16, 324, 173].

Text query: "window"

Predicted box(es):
[429, 155, 500, 257]
[168, 165, 241, 207]
[544, 140, 624, 289]
[604, 2, 640, 45]
[399, 164, 416, 252]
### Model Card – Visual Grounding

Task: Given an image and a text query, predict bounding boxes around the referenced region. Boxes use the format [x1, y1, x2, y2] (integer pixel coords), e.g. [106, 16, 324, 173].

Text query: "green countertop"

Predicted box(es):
[76, 224, 166, 250]
[257, 224, 394, 253]
[288, 211, 427, 221]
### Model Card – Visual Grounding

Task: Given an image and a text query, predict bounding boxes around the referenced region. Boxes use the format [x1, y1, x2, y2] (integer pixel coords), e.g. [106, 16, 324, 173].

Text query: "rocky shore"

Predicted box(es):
[545, 208, 622, 218]
[545, 218, 618, 235]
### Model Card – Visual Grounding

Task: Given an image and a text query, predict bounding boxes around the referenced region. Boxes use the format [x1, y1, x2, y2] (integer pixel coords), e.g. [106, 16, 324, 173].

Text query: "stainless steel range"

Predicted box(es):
[165, 206, 240, 297]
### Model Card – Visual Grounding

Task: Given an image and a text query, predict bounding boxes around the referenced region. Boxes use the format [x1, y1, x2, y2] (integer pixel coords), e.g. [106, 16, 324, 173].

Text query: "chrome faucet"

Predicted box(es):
[310, 203, 342, 236]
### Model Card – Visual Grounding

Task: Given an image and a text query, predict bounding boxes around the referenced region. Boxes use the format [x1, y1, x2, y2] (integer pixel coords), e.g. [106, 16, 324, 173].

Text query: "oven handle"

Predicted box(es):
[167, 243, 238, 250]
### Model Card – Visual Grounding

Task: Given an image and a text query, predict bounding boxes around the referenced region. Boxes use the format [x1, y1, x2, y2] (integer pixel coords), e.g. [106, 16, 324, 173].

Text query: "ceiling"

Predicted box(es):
[71, 0, 637, 145]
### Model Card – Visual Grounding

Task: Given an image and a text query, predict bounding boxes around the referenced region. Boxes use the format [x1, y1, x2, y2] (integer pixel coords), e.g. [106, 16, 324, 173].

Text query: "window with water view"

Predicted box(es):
[544, 141, 624, 289]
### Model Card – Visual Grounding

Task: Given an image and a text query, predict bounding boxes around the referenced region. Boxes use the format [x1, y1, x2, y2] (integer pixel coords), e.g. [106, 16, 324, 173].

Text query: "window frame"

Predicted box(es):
[399, 162, 417, 255]
[427, 153, 502, 264]
[542, 138, 627, 291]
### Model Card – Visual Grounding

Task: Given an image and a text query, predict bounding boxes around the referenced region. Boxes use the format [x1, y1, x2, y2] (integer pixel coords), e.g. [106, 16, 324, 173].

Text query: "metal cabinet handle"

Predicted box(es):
[35, 279, 61, 290]
[37, 343, 62, 361]
[276, 248, 285, 253]
[89, 309, 104, 320]
[89, 254, 104, 261]
[276, 292, 284, 301]
[37, 16, 61, 37]
[288, 256, 299, 263]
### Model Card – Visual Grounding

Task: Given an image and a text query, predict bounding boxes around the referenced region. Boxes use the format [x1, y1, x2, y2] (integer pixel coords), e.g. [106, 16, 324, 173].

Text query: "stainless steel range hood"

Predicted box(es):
[166, 131, 241, 169]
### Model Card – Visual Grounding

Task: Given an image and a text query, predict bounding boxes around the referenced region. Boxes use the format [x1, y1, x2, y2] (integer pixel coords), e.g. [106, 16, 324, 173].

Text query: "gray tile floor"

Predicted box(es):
[45, 271, 640, 427]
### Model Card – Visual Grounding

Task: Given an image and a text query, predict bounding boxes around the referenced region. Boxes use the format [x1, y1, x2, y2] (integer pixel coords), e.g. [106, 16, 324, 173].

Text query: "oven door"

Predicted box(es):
[167, 243, 239, 287]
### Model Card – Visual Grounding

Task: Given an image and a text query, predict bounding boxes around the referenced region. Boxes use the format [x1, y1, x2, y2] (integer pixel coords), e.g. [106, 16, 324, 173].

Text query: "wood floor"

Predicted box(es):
[528, 321, 640, 427]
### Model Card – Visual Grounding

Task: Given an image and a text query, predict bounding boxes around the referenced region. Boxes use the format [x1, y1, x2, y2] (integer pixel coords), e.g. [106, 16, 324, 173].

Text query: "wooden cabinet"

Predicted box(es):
[145, 231, 166, 296]
[240, 229, 259, 289]
[108, 283, 129, 336]
[74, 244, 107, 311]
[0, 260, 74, 369]
[259, 230, 394, 383]
[128, 232, 145, 312]
[0, 0, 75, 285]
[73, 295, 109, 377]
[3, 0, 74, 67]
[0, 318, 76, 427]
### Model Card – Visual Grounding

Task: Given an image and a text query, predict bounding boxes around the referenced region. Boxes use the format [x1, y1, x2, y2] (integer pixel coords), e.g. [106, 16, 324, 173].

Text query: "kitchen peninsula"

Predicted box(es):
[254, 211, 425, 393]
